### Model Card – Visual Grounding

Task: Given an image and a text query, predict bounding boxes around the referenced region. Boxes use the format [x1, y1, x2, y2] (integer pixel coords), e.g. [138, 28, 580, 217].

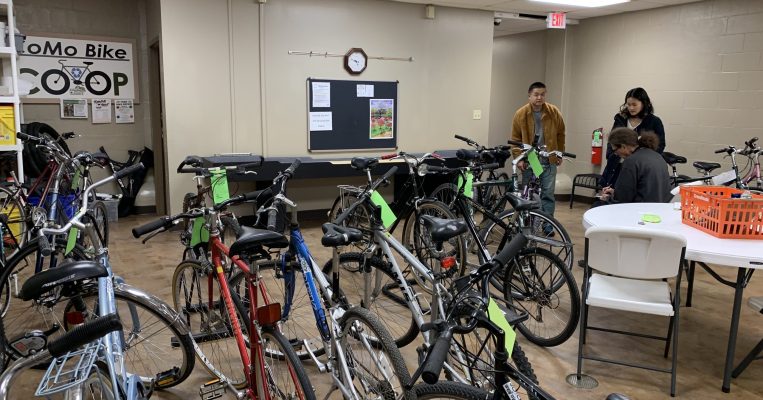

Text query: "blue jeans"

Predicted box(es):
[522, 164, 557, 217]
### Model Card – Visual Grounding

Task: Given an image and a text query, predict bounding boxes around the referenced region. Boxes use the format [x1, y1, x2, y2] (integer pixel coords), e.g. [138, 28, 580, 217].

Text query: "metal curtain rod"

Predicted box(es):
[288, 50, 414, 62]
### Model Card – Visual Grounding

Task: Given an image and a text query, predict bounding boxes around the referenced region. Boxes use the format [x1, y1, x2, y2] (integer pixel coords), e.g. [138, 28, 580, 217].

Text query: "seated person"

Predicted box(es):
[599, 128, 672, 204]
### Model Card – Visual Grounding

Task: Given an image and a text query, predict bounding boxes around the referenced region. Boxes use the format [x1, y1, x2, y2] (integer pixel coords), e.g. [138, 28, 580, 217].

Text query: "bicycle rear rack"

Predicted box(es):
[36, 339, 103, 396]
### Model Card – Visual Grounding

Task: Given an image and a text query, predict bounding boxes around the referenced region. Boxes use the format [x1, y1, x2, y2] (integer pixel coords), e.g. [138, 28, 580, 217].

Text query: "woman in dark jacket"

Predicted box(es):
[599, 129, 672, 204]
[600, 87, 666, 187]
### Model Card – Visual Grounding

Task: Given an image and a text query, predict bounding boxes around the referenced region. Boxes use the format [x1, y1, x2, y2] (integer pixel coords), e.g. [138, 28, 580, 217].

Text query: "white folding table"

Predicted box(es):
[583, 202, 763, 393]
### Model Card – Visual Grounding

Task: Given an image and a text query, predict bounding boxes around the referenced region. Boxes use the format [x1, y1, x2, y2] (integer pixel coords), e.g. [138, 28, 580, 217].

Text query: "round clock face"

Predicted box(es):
[344, 48, 367, 74]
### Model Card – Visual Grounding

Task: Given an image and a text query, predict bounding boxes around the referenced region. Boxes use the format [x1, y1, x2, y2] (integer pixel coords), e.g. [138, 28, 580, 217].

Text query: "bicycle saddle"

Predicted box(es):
[419, 215, 466, 243]
[505, 192, 540, 212]
[606, 394, 632, 400]
[229, 226, 288, 258]
[662, 152, 686, 165]
[456, 149, 479, 161]
[19, 260, 108, 301]
[321, 223, 363, 247]
[350, 157, 378, 170]
[693, 161, 721, 173]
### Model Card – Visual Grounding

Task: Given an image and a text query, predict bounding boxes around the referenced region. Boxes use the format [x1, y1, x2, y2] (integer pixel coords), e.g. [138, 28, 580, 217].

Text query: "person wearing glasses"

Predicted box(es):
[598, 128, 671, 204]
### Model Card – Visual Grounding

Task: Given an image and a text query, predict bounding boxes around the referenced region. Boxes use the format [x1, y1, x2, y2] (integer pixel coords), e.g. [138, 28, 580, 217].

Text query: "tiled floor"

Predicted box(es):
[18, 201, 763, 399]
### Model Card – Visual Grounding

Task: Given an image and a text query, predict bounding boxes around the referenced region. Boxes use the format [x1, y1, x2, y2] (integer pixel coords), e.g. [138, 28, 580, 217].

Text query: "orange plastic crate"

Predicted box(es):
[680, 186, 763, 239]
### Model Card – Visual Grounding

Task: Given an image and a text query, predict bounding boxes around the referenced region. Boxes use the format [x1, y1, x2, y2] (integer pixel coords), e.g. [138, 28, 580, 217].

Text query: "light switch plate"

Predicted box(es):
[473, 109, 482, 120]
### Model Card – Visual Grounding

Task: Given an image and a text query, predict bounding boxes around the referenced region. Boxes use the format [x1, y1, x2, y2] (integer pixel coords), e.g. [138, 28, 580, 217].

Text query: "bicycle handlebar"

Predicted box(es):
[48, 314, 123, 358]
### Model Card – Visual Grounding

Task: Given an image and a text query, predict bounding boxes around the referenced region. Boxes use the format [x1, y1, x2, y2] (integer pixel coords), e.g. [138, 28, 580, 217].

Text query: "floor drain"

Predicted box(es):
[565, 373, 599, 389]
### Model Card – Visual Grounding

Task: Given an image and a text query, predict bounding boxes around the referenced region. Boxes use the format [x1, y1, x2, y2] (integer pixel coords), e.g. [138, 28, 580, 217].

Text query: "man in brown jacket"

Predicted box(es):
[511, 82, 566, 231]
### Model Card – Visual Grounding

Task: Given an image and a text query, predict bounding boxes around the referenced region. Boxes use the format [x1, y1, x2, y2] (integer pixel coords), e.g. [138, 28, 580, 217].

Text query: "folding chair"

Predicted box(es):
[732, 297, 763, 378]
[576, 226, 686, 396]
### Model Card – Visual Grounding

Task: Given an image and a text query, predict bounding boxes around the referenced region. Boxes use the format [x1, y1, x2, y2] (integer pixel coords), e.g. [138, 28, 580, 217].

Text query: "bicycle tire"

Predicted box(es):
[171, 260, 248, 389]
[81, 201, 109, 250]
[0, 237, 89, 352]
[327, 193, 374, 251]
[338, 306, 416, 400]
[73, 361, 119, 400]
[502, 247, 580, 347]
[322, 252, 419, 349]
[401, 200, 467, 294]
[0, 186, 27, 259]
[65, 284, 195, 389]
[259, 326, 317, 400]
[413, 381, 491, 400]
[245, 261, 329, 361]
[480, 208, 574, 274]
[430, 183, 467, 218]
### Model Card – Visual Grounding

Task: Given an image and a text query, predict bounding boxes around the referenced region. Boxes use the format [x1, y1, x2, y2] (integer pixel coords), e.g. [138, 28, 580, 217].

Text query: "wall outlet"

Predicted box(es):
[472, 109, 482, 120]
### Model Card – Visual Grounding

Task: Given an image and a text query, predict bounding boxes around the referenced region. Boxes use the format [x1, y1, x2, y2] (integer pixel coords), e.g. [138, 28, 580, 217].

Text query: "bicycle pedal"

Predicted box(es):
[199, 379, 226, 400]
[154, 366, 180, 387]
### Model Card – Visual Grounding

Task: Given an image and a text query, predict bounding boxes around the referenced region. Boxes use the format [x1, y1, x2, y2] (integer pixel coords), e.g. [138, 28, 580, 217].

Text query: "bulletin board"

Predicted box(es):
[307, 78, 398, 152]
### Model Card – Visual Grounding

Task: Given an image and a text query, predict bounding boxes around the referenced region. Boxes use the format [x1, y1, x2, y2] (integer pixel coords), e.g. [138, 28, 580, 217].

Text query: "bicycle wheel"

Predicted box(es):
[328, 194, 374, 252]
[502, 248, 580, 347]
[259, 326, 317, 400]
[70, 362, 119, 399]
[322, 252, 418, 348]
[250, 262, 328, 361]
[66, 284, 195, 389]
[80, 201, 109, 250]
[481, 209, 574, 273]
[0, 186, 27, 259]
[338, 306, 415, 400]
[401, 200, 466, 293]
[413, 381, 490, 400]
[172, 260, 248, 388]
[0, 237, 88, 350]
[430, 183, 464, 217]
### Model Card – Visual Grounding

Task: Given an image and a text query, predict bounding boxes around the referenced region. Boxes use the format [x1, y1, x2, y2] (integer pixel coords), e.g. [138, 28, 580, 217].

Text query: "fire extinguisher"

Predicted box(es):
[591, 127, 603, 165]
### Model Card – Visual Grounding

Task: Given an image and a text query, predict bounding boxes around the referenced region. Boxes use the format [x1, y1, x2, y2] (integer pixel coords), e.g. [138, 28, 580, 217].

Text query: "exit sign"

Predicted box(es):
[547, 12, 566, 29]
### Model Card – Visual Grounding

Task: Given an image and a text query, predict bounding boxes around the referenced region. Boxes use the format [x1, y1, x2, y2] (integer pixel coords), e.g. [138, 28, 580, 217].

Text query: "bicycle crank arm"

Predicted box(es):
[302, 339, 329, 372]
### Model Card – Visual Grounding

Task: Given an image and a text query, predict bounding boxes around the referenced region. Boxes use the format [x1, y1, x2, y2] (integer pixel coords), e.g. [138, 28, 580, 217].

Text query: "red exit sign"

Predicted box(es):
[547, 12, 566, 29]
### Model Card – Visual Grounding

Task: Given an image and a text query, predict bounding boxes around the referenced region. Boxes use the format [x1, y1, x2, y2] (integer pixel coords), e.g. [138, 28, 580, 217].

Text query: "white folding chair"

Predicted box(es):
[575, 226, 686, 397]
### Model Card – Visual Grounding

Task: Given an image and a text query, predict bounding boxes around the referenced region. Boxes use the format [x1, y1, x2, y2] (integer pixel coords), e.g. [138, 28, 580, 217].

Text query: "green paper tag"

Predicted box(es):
[641, 213, 661, 223]
[210, 169, 230, 205]
[66, 227, 78, 255]
[191, 217, 209, 246]
[71, 167, 82, 190]
[487, 298, 516, 357]
[370, 190, 396, 229]
[527, 150, 544, 178]
[457, 170, 474, 199]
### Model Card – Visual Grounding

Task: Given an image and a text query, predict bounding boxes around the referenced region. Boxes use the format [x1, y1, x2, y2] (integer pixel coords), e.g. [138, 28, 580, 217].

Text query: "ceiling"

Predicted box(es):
[390, 0, 702, 35]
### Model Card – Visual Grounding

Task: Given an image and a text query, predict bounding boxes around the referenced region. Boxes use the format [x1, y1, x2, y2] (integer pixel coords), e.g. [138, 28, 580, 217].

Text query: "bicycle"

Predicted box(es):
[321, 167, 544, 390]
[0, 163, 195, 396]
[0, 313, 125, 398]
[42, 59, 111, 96]
[98, 145, 150, 218]
[714, 137, 763, 193]
[133, 175, 317, 399]
[662, 151, 715, 188]
[423, 162, 580, 347]
[407, 233, 558, 400]
[234, 159, 415, 399]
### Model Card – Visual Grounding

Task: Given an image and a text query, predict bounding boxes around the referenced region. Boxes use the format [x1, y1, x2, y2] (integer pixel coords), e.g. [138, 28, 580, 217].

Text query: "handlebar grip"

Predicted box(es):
[562, 151, 577, 159]
[454, 134, 473, 144]
[243, 190, 263, 202]
[427, 165, 447, 173]
[746, 137, 759, 147]
[492, 233, 528, 267]
[266, 209, 278, 231]
[421, 330, 453, 384]
[380, 153, 397, 160]
[48, 314, 122, 359]
[372, 166, 398, 191]
[16, 131, 34, 141]
[132, 217, 170, 238]
[284, 159, 302, 178]
[482, 163, 500, 170]
[507, 140, 524, 147]
[38, 234, 52, 257]
[714, 148, 729, 154]
[114, 162, 144, 180]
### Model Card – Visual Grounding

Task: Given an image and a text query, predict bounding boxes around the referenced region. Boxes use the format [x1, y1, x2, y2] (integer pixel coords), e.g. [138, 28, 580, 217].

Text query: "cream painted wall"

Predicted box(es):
[553, 0, 763, 178]
[489, 31, 546, 147]
[15, 0, 151, 194]
[159, 0, 495, 212]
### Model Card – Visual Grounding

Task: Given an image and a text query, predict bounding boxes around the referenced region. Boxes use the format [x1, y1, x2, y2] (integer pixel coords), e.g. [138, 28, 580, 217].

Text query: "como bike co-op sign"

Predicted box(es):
[18, 36, 136, 100]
